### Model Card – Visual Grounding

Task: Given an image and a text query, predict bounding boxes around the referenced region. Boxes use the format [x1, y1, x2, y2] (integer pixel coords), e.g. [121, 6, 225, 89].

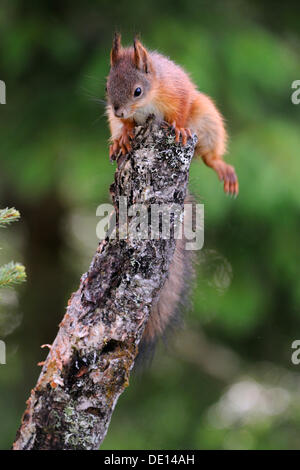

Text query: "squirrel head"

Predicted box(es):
[106, 33, 153, 119]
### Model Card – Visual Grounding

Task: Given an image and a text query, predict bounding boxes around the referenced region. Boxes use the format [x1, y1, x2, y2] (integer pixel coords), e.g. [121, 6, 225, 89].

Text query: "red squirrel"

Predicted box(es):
[105, 34, 238, 356]
[106, 33, 238, 195]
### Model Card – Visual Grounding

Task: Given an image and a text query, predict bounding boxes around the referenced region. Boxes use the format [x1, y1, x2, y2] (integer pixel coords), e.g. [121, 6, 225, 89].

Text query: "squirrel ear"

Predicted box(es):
[110, 32, 122, 67]
[133, 37, 151, 73]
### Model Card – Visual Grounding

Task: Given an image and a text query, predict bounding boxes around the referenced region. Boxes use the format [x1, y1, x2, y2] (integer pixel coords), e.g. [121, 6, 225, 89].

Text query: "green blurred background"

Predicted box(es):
[0, 0, 300, 450]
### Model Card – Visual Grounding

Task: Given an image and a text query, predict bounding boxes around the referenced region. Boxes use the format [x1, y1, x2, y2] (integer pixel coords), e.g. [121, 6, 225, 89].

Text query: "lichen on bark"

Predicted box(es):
[13, 118, 196, 450]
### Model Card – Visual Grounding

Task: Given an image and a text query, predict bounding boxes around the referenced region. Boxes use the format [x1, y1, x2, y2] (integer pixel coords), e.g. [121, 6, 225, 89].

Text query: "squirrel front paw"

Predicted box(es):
[109, 127, 135, 161]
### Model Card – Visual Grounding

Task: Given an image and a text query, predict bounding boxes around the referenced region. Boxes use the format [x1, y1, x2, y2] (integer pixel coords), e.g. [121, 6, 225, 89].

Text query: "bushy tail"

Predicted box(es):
[136, 192, 196, 366]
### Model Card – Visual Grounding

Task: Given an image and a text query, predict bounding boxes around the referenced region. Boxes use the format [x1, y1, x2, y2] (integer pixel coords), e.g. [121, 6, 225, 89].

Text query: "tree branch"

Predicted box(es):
[13, 119, 196, 450]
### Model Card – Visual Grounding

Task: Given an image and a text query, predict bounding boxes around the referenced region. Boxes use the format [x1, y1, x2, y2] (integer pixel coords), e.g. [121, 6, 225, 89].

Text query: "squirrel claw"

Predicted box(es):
[109, 144, 117, 162]
[179, 128, 192, 146]
[169, 121, 192, 146]
[224, 166, 239, 196]
[177, 127, 192, 146]
[120, 133, 132, 154]
[109, 129, 133, 161]
[109, 140, 121, 161]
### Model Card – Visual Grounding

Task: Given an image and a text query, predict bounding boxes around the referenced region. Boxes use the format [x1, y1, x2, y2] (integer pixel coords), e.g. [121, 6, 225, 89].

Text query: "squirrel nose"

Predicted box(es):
[114, 105, 124, 118]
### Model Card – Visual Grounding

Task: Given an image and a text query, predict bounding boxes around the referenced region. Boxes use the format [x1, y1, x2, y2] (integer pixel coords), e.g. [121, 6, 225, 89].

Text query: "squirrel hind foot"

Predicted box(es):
[212, 160, 239, 196]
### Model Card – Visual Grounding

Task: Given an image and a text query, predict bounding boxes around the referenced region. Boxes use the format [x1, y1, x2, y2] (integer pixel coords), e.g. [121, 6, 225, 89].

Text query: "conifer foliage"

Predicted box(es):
[0, 208, 26, 289]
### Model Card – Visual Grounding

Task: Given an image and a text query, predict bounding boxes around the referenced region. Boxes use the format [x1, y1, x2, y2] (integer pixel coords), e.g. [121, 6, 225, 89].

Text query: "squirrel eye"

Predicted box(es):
[134, 87, 142, 97]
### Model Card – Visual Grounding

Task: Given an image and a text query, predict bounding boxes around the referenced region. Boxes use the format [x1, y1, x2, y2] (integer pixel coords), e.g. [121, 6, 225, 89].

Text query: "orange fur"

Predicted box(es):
[106, 36, 238, 195]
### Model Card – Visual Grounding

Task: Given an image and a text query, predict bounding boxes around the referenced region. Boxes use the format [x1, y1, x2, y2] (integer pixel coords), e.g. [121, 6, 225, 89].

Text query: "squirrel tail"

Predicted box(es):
[135, 192, 197, 367]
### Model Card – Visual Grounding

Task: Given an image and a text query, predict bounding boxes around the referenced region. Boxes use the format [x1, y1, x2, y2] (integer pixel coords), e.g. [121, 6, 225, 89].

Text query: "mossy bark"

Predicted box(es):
[13, 119, 196, 450]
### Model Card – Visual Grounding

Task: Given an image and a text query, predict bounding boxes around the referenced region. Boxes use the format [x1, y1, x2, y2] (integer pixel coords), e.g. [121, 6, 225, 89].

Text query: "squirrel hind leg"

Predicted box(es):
[200, 150, 239, 196]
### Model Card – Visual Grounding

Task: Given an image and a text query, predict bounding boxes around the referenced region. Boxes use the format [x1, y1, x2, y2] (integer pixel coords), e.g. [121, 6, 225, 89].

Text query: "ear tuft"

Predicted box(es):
[133, 37, 150, 73]
[110, 32, 122, 66]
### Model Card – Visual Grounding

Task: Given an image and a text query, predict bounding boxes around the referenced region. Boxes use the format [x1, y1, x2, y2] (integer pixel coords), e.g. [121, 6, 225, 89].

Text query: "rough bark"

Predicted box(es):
[13, 119, 196, 450]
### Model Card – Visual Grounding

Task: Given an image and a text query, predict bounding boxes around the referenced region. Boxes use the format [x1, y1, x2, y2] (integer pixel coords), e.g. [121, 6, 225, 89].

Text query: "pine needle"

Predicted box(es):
[0, 207, 20, 228]
[0, 262, 26, 288]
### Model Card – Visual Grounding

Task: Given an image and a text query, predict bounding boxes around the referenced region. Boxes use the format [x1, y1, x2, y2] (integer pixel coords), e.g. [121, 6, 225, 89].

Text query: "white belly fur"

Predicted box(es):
[133, 103, 164, 125]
